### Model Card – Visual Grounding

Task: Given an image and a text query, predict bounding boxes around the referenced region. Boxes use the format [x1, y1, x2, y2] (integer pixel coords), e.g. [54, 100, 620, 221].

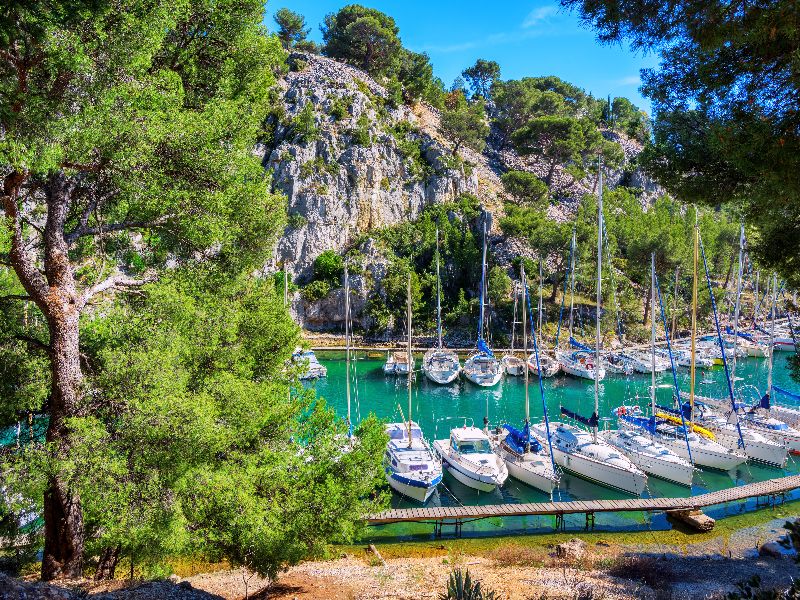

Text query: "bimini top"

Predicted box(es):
[450, 426, 490, 442]
[386, 422, 423, 441]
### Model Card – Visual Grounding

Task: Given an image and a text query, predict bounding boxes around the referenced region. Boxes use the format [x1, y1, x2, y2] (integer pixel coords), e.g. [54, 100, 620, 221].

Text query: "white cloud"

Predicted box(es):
[616, 75, 641, 86]
[523, 5, 557, 28]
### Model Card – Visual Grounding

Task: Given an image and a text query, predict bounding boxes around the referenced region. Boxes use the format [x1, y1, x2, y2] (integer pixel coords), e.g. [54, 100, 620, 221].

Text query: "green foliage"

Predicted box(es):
[321, 4, 402, 76]
[272, 270, 299, 295]
[300, 156, 340, 179]
[398, 50, 444, 106]
[349, 113, 372, 146]
[488, 266, 512, 307]
[313, 250, 345, 285]
[440, 569, 499, 600]
[328, 94, 352, 121]
[274, 8, 309, 50]
[461, 59, 501, 99]
[501, 170, 549, 207]
[292, 103, 319, 143]
[511, 116, 623, 186]
[562, 0, 800, 287]
[610, 96, 651, 143]
[440, 92, 489, 155]
[286, 213, 307, 229]
[294, 39, 320, 54]
[391, 122, 434, 182]
[301, 279, 331, 302]
[789, 354, 800, 385]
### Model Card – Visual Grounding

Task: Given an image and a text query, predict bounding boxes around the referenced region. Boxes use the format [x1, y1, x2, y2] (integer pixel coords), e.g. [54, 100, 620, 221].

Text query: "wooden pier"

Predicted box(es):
[366, 475, 800, 535]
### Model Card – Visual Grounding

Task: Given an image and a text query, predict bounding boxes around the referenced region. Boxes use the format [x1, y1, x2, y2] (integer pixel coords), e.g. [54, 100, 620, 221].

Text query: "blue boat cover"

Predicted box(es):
[477, 337, 494, 358]
[620, 414, 657, 435]
[502, 423, 542, 454]
[656, 402, 693, 420]
[724, 326, 756, 341]
[569, 336, 594, 353]
[560, 406, 598, 428]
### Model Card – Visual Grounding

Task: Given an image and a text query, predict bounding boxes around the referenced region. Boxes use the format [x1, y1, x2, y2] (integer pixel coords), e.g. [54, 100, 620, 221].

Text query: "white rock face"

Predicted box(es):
[264, 53, 482, 283]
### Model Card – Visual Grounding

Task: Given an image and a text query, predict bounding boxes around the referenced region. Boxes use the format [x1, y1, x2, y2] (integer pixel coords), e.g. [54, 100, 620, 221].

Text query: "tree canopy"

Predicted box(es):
[562, 0, 800, 287]
[274, 7, 310, 49]
[440, 91, 490, 155]
[461, 59, 501, 99]
[321, 4, 401, 76]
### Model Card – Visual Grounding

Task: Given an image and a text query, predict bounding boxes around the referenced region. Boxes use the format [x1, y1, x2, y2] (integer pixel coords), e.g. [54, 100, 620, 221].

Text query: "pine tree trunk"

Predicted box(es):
[642, 291, 651, 326]
[95, 545, 121, 580]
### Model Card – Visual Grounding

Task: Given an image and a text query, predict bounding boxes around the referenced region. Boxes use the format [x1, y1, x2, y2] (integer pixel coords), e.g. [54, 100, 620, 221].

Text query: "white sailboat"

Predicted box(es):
[292, 347, 327, 379]
[528, 261, 561, 378]
[603, 255, 694, 486]
[496, 265, 560, 494]
[384, 350, 414, 376]
[384, 276, 442, 503]
[535, 158, 647, 496]
[501, 282, 526, 376]
[422, 228, 461, 385]
[463, 222, 502, 387]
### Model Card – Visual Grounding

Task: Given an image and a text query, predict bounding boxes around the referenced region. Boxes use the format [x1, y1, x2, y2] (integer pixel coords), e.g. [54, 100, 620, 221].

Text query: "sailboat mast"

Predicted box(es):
[345, 263, 351, 437]
[436, 227, 442, 350]
[510, 287, 518, 352]
[690, 210, 699, 425]
[478, 221, 488, 343]
[650, 253, 656, 423]
[407, 274, 413, 445]
[283, 267, 289, 308]
[766, 273, 778, 398]
[568, 230, 577, 340]
[731, 223, 745, 387]
[594, 156, 603, 442]
[522, 267, 530, 429]
[538, 259, 544, 333]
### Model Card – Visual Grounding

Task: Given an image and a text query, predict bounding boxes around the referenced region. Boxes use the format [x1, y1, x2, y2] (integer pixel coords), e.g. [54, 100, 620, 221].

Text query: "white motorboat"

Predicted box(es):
[741, 410, 800, 454]
[433, 425, 508, 492]
[384, 350, 414, 376]
[773, 336, 797, 352]
[463, 351, 503, 387]
[292, 347, 327, 379]
[600, 426, 693, 486]
[384, 422, 442, 503]
[531, 421, 647, 495]
[604, 352, 633, 375]
[528, 353, 560, 378]
[501, 354, 526, 376]
[422, 348, 460, 384]
[626, 350, 669, 373]
[422, 228, 461, 385]
[557, 350, 605, 381]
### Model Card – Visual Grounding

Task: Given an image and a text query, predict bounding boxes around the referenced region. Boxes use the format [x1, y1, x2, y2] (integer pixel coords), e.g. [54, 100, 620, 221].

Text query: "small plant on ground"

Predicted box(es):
[301, 280, 330, 302]
[349, 113, 372, 146]
[291, 102, 319, 143]
[440, 568, 499, 600]
[286, 213, 307, 229]
[328, 94, 352, 121]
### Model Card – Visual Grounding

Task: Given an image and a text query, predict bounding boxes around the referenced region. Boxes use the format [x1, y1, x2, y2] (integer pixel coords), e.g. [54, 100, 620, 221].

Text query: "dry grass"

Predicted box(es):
[487, 543, 547, 568]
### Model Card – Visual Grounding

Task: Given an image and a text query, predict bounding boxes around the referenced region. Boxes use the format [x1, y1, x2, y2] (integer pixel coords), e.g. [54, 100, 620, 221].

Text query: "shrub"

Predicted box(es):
[291, 103, 319, 143]
[299, 156, 339, 180]
[301, 280, 330, 302]
[328, 94, 352, 121]
[440, 569, 498, 600]
[349, 114, 372, 146]
[313, 250, 344, 285]
[286, 213, 307, 229]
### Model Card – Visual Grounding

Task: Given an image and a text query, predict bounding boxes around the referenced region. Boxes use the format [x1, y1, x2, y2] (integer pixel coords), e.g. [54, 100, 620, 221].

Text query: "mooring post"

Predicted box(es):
[585, 512, 595, 531]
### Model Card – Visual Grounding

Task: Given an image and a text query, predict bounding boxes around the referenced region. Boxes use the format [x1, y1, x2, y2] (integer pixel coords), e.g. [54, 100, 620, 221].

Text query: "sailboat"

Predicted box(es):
[556, 230, 606, 381]
[384, 276, 443, 503]
[533, 158, 647, 496]
[528, 260, 560, 378]
[679, 224, 788, 468]
[501, 282, 526, 376]
[601, 255, 694, 486]
[423, 229, 461, 385]
[463, 221, 503, 387]
[497, 264, 560, 493]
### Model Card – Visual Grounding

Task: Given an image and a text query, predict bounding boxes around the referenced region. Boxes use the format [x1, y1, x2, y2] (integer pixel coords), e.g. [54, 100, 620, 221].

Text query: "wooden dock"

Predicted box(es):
[366, 474, 800, 534]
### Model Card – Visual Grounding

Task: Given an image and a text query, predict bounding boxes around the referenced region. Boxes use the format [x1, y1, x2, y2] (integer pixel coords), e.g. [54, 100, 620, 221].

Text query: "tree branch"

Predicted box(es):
[81, 273, 156, 305]
[66, 214, 174, 245]
[0, 294, 32, 302]
[14, 333, 50, 354]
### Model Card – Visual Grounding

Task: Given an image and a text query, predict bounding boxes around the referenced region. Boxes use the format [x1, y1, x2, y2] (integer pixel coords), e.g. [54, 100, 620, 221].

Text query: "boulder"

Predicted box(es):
[555, 537, 588, 561]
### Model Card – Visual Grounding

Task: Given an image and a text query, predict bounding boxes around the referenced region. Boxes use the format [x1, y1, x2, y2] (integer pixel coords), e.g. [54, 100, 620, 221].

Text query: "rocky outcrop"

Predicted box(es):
[264, 52, 493, 283]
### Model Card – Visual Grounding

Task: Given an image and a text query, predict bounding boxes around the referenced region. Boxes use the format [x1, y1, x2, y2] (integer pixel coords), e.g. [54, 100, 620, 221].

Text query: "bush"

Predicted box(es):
[501, 170, 549, 206]
[328, 94, 352, 121]
[440, 569, 498, 600]
[349, 114, 372, 146]
[299, 156, 339, 179]
[301, 280, 330, 302]
[287, 213, 307, 229]
[291, 103, 319, 143]
[313, 250, 344, 285]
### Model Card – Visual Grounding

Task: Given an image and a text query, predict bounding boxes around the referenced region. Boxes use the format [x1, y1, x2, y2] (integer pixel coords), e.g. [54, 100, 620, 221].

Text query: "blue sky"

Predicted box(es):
[265, 1, 659, 113]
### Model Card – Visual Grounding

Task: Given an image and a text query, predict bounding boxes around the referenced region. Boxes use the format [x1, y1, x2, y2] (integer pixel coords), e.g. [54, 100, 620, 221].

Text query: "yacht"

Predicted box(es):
[557, 350, 605, 381]
[496, 424, 559, 494]
[433, 425, 508, 492]
[604, 352, 633, 375]
[600, 423, 693, 486]
[384, 422, 442, 503]
[528, 352, 560, 378]
[292, 347, 327, 379]
[384, 350, 414, 376]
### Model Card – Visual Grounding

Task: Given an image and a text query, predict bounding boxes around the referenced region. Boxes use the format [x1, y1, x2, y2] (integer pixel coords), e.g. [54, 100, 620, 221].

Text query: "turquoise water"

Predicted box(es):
[307, 350, 800, 538]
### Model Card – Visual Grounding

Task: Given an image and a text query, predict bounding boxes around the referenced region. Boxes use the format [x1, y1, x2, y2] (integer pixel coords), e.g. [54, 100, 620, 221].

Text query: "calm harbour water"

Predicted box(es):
[307, 350, 800, 539]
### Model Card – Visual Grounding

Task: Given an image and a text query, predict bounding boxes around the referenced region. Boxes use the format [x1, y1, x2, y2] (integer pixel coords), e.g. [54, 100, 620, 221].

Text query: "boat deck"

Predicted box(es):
[366, 474, 800, 531]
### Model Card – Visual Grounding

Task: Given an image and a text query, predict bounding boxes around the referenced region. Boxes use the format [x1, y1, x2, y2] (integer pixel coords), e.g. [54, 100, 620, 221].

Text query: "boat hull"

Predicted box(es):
[386, 471, 441, 503]
[599, 431, 693, 486]
[423, 367, 460, 385]
[658, 434, 746, 471]
[502, 452, 559, 494]
[433, 440, 508, 492]
[710, 429, 788, 468]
